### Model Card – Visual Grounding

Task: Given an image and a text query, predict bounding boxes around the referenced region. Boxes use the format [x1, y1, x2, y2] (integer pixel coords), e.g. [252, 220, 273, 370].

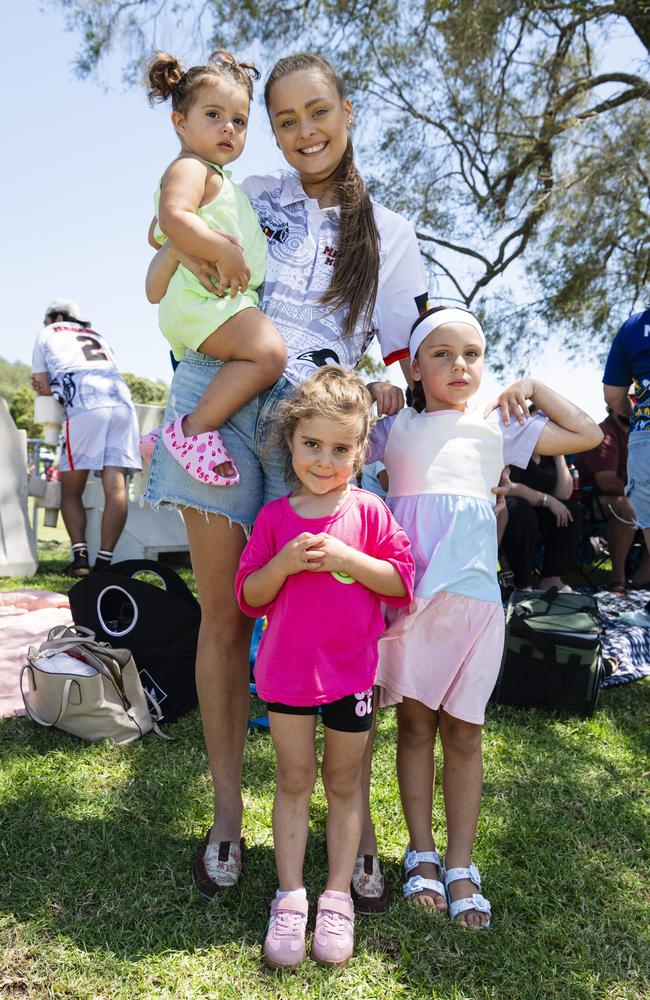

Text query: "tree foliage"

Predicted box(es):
[355, 353, 387, 380]
[9, 386, 42, 438]
[0, 359, 41, 436]
[51, 0, 650, 362]
[122, 371, 169, 405]
[0, 357, 32, 405]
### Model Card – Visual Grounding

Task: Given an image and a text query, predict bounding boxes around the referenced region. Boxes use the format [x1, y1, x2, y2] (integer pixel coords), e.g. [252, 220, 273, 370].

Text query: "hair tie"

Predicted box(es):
[409, 307, 485, 362]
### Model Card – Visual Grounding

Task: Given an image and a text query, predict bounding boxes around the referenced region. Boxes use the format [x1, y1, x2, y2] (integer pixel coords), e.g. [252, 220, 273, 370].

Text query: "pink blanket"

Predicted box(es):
[0, 590, 73, 718]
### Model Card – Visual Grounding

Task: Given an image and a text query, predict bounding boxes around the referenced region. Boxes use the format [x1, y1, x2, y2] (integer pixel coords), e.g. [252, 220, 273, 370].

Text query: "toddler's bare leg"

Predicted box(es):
[182, 308, 287, 476]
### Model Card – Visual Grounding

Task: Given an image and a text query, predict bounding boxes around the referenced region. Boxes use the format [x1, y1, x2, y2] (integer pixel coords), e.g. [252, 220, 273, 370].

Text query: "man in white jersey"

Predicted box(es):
[31, 299, 141, 576]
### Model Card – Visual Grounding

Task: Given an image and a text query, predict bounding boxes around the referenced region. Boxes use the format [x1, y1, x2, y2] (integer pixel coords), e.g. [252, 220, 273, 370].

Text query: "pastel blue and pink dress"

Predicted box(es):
[368, 405, 547, 724]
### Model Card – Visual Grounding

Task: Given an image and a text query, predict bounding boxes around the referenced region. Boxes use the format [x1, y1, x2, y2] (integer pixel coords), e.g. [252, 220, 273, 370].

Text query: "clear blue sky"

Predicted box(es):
[3, 1, 640, 419]
[1, 1, 284, 383]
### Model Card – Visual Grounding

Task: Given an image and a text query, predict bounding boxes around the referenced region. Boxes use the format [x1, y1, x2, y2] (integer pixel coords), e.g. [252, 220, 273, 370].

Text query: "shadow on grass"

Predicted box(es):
[1, 716, 274, 958]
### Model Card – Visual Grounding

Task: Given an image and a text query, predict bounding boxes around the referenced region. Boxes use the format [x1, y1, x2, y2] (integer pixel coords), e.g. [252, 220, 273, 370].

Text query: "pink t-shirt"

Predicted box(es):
[235, 486, 415, 705]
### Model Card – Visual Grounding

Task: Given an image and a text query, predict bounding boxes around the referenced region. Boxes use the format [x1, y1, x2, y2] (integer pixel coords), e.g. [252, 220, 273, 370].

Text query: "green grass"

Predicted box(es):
[1, 544, 648, 999]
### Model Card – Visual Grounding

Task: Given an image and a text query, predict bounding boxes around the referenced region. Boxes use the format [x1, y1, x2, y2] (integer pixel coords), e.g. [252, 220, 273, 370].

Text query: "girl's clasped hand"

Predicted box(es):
[485, 378, 537, 425]
[275, 532, 357, 575]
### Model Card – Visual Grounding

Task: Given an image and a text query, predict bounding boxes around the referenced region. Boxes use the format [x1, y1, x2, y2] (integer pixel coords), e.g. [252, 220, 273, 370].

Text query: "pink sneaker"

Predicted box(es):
[311, 891, 355, 966]
[263, 890, 308, 969]
[139, 427, 160, 464]
[161, 415, 240, 487]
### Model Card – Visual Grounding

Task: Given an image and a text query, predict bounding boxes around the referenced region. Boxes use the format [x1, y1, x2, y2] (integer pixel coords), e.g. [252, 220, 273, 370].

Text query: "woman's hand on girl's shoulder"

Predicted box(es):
[484, 378, 536, 426]
[367, 381, 404, 416]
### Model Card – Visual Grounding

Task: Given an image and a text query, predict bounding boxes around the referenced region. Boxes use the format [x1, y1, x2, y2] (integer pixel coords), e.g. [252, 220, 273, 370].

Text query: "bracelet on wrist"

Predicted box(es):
[538, 493, 548, 508]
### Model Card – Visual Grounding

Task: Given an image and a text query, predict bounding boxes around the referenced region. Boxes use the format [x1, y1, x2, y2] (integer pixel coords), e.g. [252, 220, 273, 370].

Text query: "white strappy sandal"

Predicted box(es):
[443, 859, 492, 928]
[402, 846, 446, 907]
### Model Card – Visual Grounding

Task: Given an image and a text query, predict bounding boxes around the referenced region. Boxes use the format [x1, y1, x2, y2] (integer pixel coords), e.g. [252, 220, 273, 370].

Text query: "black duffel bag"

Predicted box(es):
[492, 587, 604, 717]
[68, 560, 200, 724]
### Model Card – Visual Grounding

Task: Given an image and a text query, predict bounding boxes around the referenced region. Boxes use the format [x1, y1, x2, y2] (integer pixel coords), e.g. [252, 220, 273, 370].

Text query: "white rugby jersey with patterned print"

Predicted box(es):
[32, 322, 134, 416]
[241, 173, 429, 383]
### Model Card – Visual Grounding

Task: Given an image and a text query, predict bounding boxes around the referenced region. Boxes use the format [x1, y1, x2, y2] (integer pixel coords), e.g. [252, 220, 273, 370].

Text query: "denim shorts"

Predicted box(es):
[144, 350, 294, 529]
[626, 430, 650, 529]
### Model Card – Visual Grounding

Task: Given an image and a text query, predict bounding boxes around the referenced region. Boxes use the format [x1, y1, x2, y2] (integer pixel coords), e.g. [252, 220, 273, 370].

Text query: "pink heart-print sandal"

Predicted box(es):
[139, 427, 161, 464]
[161, 415, 240, 486]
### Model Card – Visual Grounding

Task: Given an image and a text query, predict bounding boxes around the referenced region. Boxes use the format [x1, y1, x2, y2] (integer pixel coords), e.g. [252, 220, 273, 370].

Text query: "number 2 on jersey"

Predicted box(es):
[76, 334, 108, 363]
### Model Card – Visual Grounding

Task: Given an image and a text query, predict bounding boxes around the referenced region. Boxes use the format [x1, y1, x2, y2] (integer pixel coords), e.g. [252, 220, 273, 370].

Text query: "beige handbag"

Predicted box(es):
[20, 625, 162, 744]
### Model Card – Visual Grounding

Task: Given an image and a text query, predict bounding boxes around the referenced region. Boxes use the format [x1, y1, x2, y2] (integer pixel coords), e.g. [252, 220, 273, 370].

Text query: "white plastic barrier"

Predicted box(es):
[0, 397, 38, 576]
[82, 403, 189, 564]
[28, 475, 61, 528]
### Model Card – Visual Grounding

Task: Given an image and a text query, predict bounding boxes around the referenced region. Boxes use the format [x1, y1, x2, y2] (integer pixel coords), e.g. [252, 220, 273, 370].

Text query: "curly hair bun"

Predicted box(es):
[209, 49, 261, 83]
[146, 51, 185, 105]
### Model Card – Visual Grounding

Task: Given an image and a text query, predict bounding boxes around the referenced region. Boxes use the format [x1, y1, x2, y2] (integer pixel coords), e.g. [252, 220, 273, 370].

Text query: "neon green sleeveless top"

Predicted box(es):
[153, 161, 267, 359]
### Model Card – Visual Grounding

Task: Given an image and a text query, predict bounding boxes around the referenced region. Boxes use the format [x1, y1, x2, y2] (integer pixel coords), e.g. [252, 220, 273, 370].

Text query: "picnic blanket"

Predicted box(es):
[0, 590, 73, 717]
[593, 589, 650, 688]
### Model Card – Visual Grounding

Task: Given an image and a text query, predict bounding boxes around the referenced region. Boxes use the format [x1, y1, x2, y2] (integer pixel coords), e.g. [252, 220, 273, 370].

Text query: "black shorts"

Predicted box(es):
[267, 688, 374, 733]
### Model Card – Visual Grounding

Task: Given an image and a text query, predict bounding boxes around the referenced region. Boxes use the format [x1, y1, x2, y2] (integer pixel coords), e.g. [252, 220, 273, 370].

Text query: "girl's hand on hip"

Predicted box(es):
[492, 466, 511, 514]
[546, 495, 573, 527]
[305, 534, 352, 574]
[484, 379, 536, 426]
[276, 532, 326, 576]
[367, 381, 404, 416]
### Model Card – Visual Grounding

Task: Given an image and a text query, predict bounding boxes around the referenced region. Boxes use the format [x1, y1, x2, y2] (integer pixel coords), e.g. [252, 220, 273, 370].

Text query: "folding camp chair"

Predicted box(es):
[574, 487, 644, 587]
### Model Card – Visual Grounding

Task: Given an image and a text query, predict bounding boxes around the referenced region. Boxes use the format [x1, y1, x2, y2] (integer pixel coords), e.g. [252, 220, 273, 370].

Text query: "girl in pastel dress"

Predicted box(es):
[143, 51, 287, 485]
[368, 306, 603, 928]
[235, 366, 414, 968]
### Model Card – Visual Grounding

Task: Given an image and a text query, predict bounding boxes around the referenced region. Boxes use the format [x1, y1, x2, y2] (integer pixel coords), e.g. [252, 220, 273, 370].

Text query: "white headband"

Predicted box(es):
[409, 308, 485, 362]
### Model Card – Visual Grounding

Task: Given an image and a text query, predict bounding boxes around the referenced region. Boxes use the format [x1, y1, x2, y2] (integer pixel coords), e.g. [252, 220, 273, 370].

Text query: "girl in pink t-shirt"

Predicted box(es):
[236, 366, 414, 970]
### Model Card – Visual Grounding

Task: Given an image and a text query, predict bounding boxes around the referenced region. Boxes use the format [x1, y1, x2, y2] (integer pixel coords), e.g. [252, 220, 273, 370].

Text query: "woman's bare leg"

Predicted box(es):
[358, 703, 378, 855]
[183, 507, 252, 845]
